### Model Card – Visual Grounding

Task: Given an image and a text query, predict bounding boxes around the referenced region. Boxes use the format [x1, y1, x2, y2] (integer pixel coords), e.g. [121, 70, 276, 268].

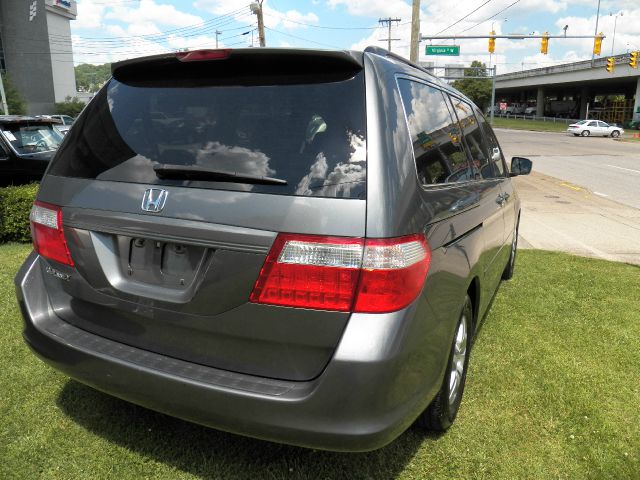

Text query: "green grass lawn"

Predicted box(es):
[491, 117, 571, 133]
[1, 244, 639, 479]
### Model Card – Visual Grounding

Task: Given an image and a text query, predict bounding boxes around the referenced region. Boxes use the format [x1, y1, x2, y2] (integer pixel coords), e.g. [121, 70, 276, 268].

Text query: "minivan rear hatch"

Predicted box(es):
[41, 49, 368, 381]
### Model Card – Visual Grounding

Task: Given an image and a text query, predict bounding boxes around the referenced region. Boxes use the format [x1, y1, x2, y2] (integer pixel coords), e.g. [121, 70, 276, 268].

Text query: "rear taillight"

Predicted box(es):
[30, 202, 74, 266]
[250, 233, 430, 313]
[354, 234, 430, 313]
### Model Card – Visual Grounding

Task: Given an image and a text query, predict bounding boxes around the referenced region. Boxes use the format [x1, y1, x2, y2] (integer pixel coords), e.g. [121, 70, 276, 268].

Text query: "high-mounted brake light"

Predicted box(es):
[30, 202, 74, 266]
[175, 49, 232, 62]
[250, 233, 430, 313]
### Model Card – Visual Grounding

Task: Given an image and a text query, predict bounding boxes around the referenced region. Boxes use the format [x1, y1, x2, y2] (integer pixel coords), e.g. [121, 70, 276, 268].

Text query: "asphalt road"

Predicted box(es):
[495, 128, 640, 209]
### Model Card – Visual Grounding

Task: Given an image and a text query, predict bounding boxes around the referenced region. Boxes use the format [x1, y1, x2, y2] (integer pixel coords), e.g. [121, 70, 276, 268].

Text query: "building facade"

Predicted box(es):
[0, 0, 77, 114]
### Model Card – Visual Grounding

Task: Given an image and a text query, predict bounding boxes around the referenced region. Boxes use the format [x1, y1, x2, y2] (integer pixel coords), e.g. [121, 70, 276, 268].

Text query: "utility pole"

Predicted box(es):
[250, 1, 266, 47]
[379, 17, 401, 52]
[410, 0, 420, 62]
[215, 30, 221, 48]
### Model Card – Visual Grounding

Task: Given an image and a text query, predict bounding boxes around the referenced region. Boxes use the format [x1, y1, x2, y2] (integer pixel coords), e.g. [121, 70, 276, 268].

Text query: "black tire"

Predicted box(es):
[581, 130, 590, 137]
[502, 219, 519, 280]
[416, 296, 473, 432]
[611, 130, 620, 138]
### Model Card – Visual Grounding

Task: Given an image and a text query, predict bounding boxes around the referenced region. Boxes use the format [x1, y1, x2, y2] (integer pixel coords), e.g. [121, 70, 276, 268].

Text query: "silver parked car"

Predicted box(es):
[16, 47, 531, 451]
[567, 119, 624, 137]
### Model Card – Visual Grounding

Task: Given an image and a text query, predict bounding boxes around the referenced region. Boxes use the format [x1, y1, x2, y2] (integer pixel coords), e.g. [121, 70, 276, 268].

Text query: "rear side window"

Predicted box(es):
[397, 79, 473, 185]
[448, 97, 503, 180]
[49, 73, 367, 199]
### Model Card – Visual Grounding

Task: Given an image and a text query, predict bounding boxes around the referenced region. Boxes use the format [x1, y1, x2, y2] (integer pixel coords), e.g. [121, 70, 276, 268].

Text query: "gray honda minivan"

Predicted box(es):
[15, 47, 531, 451]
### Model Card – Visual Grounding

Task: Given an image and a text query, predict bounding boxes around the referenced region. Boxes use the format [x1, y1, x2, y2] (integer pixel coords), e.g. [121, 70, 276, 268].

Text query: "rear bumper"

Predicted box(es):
[15, 253, 448, 452]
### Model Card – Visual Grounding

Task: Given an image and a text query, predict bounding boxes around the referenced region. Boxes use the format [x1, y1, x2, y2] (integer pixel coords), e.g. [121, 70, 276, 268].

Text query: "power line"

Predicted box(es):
[48, 4, 250, 41]
[263, 26, 343, 49]
[456, 0, 523, 34]
[434, 0, 495, 36]
[263, 12, 381, 30]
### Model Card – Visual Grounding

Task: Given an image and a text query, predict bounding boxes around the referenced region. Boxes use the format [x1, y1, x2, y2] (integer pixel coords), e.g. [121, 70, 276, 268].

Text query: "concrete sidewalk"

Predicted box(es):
[514, 172, 640, 265]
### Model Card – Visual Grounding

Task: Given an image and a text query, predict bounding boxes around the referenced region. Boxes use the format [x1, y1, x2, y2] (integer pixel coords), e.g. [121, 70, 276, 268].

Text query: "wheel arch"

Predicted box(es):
[466, 277, 480, 332]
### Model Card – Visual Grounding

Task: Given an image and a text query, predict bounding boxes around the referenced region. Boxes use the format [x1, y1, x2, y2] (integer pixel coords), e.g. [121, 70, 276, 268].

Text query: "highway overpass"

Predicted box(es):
[495, 54, 640, 123]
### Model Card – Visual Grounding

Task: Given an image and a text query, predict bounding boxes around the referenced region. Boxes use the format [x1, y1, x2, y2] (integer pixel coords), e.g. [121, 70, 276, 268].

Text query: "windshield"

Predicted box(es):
[1, 124, 63, 155]
[50, 73, 367, 199]
[574, 120, 588, 125]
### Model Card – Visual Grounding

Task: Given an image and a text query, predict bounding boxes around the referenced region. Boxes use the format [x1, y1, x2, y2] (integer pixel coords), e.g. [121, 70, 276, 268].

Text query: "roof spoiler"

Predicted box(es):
[112, 48, 364, 86]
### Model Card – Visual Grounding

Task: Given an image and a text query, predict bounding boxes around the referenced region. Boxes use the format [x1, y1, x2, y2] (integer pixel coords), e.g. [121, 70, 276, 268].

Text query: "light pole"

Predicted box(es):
[610, 11, 623, 56]
[489, 19, 506, 69]
[591, 0, 601, 66]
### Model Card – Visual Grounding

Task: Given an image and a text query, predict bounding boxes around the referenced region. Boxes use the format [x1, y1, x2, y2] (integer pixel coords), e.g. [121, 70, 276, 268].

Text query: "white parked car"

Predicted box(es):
[567, 120, 624, 138]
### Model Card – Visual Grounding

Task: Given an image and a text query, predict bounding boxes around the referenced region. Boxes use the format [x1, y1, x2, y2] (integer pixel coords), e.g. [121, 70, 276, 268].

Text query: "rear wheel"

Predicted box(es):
[416, 296, 473, 432]
[581, 130, 590, 137]
[611, 130, 620, 138]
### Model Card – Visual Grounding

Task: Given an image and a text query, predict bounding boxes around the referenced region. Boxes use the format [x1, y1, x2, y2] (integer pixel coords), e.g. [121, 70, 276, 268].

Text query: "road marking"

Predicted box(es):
[559, 182, 584, 191]
[593, 192, 609, 197]
[605, 164, 640, 174]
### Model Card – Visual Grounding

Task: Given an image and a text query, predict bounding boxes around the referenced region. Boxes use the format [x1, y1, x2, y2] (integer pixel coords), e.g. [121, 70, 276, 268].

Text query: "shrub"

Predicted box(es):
[0, 184, 38, 243]
[54, 96, 86, 117]
[1, 73, 27, 115]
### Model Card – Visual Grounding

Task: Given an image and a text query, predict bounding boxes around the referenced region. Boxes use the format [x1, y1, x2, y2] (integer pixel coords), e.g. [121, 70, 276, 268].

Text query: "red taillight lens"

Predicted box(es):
[175, 49, 231, 62]
[249, 233, 430, 313]
[249, 234, 364, 312]
[354, 234, 430, 313]
[30, 202, 74, 266]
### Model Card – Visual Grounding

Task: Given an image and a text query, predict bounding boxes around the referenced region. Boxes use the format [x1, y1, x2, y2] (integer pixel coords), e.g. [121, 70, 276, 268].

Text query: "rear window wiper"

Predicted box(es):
[153, 164, 287, 186]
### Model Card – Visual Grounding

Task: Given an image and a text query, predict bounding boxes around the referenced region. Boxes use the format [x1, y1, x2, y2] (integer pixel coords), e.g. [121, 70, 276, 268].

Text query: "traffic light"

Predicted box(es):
[488, 31, 495, 53]
[606, 57, 615, 73]
[630, 51, 638, 69]
[593, 33, 603, 56]
[541, 32, 549, 55]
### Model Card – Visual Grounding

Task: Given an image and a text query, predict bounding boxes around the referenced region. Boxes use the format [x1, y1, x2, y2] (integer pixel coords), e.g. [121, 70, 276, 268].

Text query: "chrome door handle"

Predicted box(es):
[496, 194, 505, 206]
[502, 192, 510, 201]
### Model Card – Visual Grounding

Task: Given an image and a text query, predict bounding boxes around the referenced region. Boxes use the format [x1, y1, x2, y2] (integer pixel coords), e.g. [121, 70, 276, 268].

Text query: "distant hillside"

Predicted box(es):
[75, 63, 111, 93]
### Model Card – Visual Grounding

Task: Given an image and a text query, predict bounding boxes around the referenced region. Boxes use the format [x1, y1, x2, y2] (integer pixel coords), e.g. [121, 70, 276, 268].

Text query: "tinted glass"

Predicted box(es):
[475, 108, 506, 177]
[398, 79, 473, 185]
[49, 74, 367, 199]
[0, 124, 63, 155]
[449, 97, 502, 180]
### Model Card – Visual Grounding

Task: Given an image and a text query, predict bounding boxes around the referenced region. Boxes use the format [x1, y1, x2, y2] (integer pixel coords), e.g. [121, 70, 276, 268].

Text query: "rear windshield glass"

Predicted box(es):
[1, 123, 63, 155]
[49, 73, 367, 199]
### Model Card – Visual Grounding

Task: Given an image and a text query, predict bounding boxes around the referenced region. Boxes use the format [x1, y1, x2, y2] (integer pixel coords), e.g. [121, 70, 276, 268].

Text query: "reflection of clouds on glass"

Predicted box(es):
[295, 131, 366, 197]
[405, 82, 450, 138]
[107, 82, 118, 112]
[295, 152, 328, 195]
[97, 155, 157, 183]
[348, 131, 366, 163]
[194, 142, 275, 192]
[195, 142, 275, 176]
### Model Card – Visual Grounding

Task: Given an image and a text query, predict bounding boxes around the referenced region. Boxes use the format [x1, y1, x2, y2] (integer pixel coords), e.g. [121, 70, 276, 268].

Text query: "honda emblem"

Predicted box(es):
[141, 188, 168, 213]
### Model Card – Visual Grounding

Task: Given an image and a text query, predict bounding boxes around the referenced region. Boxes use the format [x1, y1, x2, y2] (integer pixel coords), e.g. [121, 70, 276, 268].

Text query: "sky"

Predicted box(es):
[70, 0, 640, 74]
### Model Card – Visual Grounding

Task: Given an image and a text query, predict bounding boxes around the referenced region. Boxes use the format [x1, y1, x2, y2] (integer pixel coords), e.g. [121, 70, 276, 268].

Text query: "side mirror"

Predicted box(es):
[510, 157, 532, 176]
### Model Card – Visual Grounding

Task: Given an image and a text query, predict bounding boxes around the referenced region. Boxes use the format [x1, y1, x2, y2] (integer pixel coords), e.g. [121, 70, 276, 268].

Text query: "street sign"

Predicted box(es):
[425, 45, 460, 56]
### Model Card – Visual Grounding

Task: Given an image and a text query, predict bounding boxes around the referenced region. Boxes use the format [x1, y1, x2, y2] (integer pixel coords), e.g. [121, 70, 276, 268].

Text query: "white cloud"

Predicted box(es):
[75, 0, 106, 29]
[105, 0, 204, 28]
[327, 0, 412, 19]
